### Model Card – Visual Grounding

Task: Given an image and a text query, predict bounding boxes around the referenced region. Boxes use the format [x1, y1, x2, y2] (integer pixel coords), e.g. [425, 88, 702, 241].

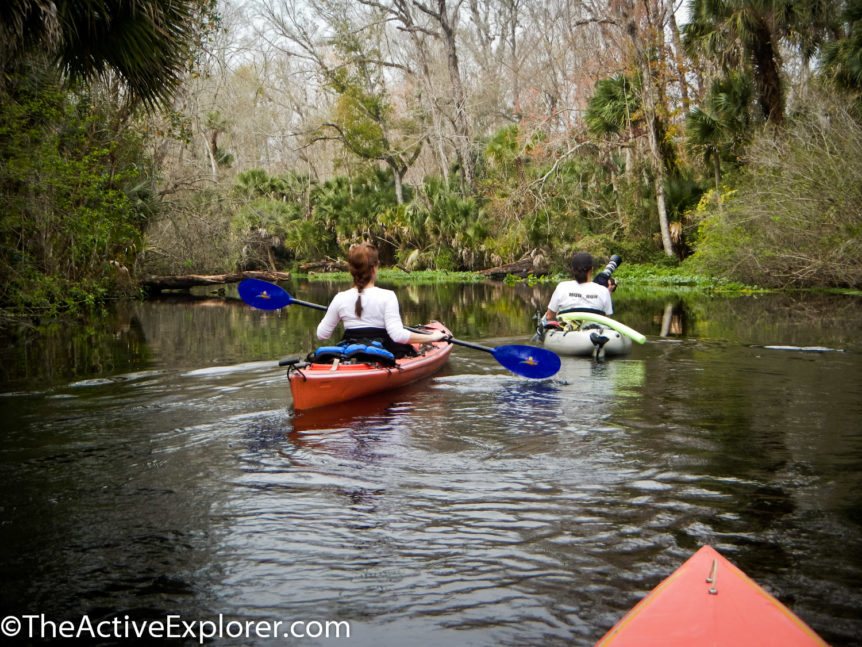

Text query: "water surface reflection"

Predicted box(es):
[1, 283, 860, 645]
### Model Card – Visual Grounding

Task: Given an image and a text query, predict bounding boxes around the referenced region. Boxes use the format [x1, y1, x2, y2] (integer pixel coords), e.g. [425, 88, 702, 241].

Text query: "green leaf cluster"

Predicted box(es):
[226, 167, 492, 272]
[1, 0, 220, 109]
[821, 0, 862, 94]
[0, 68, 155, 316]
[584, 74, 643, 136]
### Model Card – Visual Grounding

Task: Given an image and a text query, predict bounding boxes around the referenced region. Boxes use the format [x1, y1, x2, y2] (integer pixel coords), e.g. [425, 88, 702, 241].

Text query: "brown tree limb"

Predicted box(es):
[142, 270, 292, 291]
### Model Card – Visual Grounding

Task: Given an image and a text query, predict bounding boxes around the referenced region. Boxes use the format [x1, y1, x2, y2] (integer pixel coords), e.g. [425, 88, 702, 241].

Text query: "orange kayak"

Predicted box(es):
[289, 321, 453, 411]
[595, 545, 828, 647]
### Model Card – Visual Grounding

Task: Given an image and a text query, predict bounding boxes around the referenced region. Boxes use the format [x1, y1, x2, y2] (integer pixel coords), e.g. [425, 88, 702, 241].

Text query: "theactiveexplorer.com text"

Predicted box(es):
[2, 614, 351, 643]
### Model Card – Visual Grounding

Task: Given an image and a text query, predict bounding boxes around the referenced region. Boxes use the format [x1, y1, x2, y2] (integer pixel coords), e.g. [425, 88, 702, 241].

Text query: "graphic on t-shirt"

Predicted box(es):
[568, 291, 600, 301]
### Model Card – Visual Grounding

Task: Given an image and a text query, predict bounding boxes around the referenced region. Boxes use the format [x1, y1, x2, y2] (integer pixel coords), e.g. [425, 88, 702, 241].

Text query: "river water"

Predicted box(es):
[1, 280, 861, 646]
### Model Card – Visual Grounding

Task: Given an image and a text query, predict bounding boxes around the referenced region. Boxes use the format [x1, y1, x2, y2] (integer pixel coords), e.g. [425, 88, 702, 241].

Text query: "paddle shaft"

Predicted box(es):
[238, 278, 561, 378]
[292, 297, 327, 312]
[255, 289, 452, 341]
[407, 329, 494, 354]
[271, 294, 498, 354]
[240, 280, 507, 352]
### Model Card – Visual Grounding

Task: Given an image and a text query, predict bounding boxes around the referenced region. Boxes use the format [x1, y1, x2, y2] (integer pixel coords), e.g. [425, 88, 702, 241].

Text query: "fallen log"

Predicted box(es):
[142, 270, 291, 292]
[300, 260, 348, 273]
[477, 249, 549, 280]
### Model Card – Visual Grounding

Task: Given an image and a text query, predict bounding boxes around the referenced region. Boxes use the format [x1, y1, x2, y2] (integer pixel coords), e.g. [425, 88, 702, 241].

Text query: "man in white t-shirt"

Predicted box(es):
[545, 252, 614, 321]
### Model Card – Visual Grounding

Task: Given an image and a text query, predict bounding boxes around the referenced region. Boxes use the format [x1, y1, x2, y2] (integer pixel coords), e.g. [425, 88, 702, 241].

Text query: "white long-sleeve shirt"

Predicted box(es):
[316, 286, 412, 344]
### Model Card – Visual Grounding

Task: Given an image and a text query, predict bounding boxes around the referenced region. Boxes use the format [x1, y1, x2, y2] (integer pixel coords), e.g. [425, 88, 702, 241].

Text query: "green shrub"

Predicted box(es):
[139, 189, 238, 276]
[1, 69, 155, 315]
[689, 88, 862, 288]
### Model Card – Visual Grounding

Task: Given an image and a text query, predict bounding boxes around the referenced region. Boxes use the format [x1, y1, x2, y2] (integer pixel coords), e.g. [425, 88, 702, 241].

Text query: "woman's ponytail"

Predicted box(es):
[348, 242, 379, 318]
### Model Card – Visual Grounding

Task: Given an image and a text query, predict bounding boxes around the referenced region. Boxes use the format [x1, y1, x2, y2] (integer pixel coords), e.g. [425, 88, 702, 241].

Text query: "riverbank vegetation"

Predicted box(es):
[302, 265, 751, 291]
[1, 0, 861, 319]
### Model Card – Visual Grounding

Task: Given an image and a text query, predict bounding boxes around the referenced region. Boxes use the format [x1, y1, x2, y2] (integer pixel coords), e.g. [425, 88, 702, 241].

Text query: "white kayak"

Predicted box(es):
[535, 311, 646, 358]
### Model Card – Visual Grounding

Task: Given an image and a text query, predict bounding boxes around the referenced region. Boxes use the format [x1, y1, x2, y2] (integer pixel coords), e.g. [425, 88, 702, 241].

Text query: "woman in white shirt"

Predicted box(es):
[545, 252, 615, 321]
[316, 242, 448, 356]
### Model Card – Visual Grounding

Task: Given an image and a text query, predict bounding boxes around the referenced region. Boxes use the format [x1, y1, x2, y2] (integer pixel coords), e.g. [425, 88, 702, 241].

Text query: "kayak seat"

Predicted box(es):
[311, 346, 347, 363]
[310, 342, 397, 367]
[343, 342, 397, 367]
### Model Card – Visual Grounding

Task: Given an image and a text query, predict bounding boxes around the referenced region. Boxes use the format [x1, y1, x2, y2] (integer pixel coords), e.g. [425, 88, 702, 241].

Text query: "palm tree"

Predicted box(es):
[585, 74, 643, 179]
[821, 0, 862, 93]
[586, 69, 679, 256]
[0, 0, 214, 108]
[684, 0, 837, 126]
[686, 72, 754, 187]
[584, 74, 642, 137]
[683, 0, 791, 124]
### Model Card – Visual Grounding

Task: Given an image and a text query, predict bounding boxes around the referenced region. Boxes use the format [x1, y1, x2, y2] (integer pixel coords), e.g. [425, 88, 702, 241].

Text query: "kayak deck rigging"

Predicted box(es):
[594, 545, 828, 646]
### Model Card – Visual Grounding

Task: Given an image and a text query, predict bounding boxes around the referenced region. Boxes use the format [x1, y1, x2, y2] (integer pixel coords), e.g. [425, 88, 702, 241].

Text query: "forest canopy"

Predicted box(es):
[2, 0, 861, 316]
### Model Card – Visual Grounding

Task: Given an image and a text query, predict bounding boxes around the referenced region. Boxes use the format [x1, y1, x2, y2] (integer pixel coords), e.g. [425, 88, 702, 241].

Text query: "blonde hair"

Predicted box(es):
[347, 242, 379, 317]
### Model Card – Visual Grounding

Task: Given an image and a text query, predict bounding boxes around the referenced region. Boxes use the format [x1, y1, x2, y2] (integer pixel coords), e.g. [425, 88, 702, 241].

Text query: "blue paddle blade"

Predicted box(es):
[492, 345, 561, 379]
[238, 278, 293, 310]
